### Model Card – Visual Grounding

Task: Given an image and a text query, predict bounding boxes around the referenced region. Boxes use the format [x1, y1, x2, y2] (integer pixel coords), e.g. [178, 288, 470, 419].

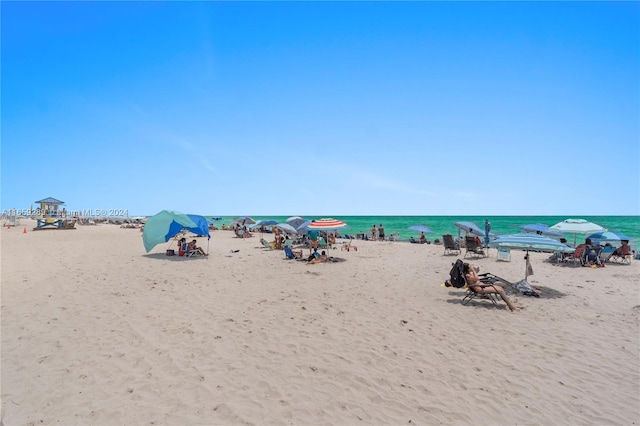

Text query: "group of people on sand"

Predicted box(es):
[369, 224, 385, 241]
[233, 224, 253, 239]
[286, 244, 330, 264]
[177, 237, 207, 256]
[573, 237, 633, 266]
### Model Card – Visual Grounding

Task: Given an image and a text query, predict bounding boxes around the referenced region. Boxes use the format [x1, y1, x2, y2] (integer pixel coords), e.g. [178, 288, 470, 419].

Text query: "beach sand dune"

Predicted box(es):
[2, 221, 639, 424]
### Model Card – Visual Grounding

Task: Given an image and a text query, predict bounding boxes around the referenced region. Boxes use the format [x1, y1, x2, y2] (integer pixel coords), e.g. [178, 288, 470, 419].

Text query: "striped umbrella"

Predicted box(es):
[488, 233, 574, 280]
[306, 218, 348, 231]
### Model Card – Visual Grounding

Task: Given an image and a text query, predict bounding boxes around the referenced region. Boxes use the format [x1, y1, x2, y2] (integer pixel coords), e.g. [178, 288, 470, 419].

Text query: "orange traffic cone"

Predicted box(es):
[23, 227, 27, 234]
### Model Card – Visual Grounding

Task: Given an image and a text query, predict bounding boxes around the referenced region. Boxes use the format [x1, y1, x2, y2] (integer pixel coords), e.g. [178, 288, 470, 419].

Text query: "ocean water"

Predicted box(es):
[211, 215, 640, 245]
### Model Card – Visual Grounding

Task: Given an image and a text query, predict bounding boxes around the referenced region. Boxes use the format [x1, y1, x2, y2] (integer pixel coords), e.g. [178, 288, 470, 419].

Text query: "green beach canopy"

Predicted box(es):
[142, 210, 210, 253]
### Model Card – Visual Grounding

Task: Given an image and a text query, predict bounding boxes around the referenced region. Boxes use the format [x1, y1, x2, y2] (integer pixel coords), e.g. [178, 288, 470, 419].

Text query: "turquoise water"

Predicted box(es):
[210, 215, 640, 245]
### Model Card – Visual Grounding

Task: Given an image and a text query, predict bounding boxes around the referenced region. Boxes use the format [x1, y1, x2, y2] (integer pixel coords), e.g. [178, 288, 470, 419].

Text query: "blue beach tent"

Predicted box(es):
[143, 210, 210, 253]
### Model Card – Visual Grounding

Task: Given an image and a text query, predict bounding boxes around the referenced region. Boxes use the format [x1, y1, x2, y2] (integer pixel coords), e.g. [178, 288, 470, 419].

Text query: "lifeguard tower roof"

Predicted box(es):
[35, 197, 65, 205]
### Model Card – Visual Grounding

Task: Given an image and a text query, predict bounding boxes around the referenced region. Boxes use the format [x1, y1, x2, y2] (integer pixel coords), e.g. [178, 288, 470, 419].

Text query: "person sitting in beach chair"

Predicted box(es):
[442, 234, 460, 255]
[611, 240, 633, 264]
[177, 237, 188, 256]
[598, 244, 616, 263]
[449, 261, 521, 312]
[420, 231, 429, 244]
[234, 224, 253, 239]
[464, 236, 486, 258]
[582, 244, 603, 267]
[187, 239, 207, 256]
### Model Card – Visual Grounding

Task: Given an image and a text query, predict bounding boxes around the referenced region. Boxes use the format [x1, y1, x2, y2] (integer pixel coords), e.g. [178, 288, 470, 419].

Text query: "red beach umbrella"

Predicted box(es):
[306, 218, 348, 231]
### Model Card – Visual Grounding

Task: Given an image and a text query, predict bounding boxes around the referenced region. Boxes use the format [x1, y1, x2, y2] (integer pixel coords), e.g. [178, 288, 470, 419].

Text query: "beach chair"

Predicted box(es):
[182, 242, 199, 258]
[583, 245, 602, 267]
[318, 236, 328, 249]
[443, 234, 460, 256]
[283, 238, 295, 250]
[446, 259, 503, 308]
[610, 249, 633, 264]
[340, 238, 358, 252]
[464, 236, 486, 259]
[496, 247, 511, 262]
[283, 246, 303, 260]
[598, 246, 616, 263]
[387, 232, 400, 242]
[565, 246, 585, 267]
[260, 238, 275, 250]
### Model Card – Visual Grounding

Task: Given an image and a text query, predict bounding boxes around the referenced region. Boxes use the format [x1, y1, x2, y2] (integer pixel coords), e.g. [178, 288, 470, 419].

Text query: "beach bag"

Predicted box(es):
[166, 249, 175, 256]
[449, 259, 466, 288]
[513, 279, 540, 297]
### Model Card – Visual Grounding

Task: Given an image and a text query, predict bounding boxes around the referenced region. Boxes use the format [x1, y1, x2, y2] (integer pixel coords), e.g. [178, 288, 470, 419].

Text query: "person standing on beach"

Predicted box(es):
[378, 224, 385, 241]
[371, 224, 377, 241]
[273, 226, 282, 249]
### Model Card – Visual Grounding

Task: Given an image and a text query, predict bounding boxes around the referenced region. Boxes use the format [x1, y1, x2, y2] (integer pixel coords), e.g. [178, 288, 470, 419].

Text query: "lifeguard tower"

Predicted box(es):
[33, 197, 75, 230]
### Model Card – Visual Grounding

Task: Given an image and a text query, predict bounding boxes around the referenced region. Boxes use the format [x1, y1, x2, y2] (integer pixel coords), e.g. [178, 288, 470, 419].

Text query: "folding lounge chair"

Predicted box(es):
[260, 238, 275, 250]
[340, 238, 358, 252]
[181, 242, 198, 258]
[496, 247, 511, 262]
[283, 246, 303, 260]
[318, 236, 328, 250]
[610, 250, 633, 265]
[598, 246, 615, 263]
[443, 234, 460, 256]
[447, 259, 504, 308]
[464, 236, 486, 259]
[583, 245, 603, 267]
[565, 246, 585, 266]
[462, 270, 519, 306]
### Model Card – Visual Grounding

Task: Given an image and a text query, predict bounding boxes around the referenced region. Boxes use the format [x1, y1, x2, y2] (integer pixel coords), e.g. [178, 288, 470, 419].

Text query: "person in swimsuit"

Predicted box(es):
[464, 263, 521, 312]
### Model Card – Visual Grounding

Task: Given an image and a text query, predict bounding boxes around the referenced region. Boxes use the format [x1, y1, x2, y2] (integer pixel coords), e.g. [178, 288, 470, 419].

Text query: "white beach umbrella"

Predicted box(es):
[549, 219, 606, 246]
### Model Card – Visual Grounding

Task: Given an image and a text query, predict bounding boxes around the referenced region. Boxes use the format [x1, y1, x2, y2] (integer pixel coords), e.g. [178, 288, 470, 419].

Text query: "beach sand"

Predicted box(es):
[2, 220, 639, 425]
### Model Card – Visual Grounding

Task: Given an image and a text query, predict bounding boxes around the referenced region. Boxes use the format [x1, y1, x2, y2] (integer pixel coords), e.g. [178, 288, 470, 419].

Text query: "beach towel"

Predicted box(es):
[513, 279, 540, 297]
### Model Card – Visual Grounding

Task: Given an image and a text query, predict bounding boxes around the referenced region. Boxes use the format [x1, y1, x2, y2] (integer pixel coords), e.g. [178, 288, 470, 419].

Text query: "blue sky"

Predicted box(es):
[2, 1, 638, 216]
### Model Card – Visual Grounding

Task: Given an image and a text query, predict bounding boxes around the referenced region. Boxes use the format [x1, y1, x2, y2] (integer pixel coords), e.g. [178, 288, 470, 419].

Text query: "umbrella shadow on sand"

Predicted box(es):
[143, 253, 208, 261]
[533, 286, 567, 299]
[444, 293, 511, 310]
[444, 284, 567, 305]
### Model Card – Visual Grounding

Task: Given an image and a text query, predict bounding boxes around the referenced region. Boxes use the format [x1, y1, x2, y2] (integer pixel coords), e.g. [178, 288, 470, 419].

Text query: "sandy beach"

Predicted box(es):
[1, 219, 639, 425]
